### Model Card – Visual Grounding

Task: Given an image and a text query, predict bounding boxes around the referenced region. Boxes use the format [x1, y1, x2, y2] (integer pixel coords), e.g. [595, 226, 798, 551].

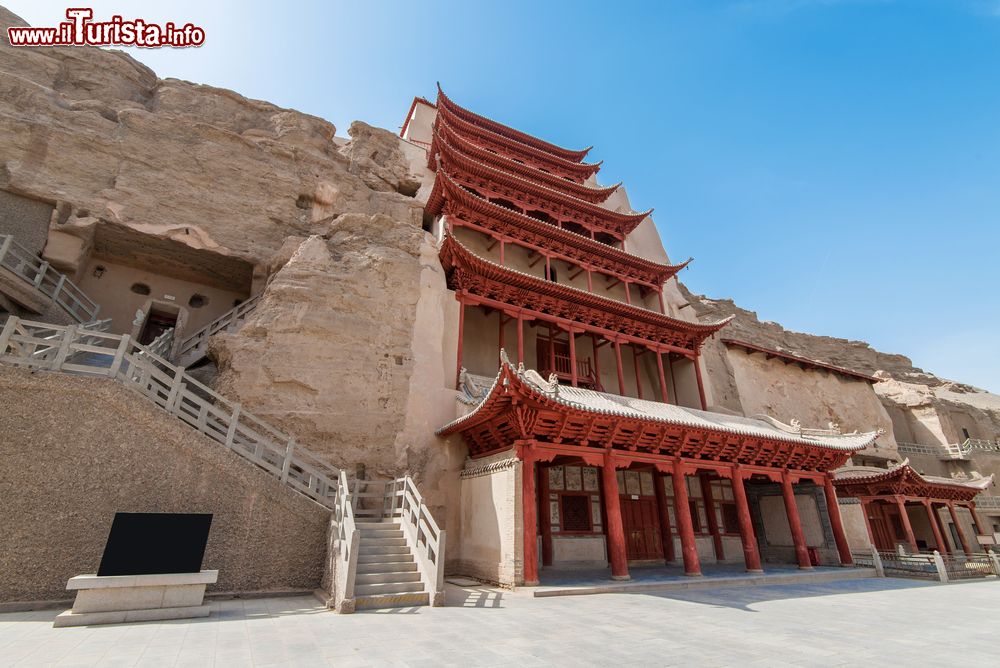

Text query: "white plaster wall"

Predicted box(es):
[552, 535, 607, 563]
[455, 451, 519, 586]
[839, 502, 872, 551]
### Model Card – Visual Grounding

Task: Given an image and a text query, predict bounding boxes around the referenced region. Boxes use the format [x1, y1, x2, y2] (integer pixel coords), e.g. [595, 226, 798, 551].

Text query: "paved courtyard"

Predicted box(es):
[1, 577, 997, 667]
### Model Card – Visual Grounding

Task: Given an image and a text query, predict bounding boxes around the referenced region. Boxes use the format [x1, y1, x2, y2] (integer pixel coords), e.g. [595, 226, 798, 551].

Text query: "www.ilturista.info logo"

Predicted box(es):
[7, 8, 205, 48]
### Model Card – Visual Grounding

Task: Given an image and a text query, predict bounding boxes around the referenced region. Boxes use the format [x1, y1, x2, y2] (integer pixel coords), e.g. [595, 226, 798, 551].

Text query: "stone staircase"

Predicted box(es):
[174, 293, 262, 367]
[354, 519, 430, 609]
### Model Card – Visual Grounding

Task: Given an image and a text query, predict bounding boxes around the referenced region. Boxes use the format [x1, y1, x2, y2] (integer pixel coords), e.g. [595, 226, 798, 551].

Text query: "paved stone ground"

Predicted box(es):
[1, 578, 997, 666]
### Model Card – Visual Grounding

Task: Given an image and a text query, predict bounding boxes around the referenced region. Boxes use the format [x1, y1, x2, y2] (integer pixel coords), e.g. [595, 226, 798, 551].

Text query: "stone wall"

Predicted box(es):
[0, 367, 329, 604]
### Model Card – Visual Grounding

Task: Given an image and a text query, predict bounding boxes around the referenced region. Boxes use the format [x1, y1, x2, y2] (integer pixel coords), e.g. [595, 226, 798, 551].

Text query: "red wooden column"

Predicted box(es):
[569, 330, 578, 387]
[930, 503, 952, 554]
[540, 466, 553, 567]
[614, 340, 625, 395]
[947, 502, 972, 555]
[516, 314, 525, 365]
[699, 473, 725, 560]
[781, 472, 812, 569]
[455, 297, 465, 388]
[923, 500, 947, 553]
[658, 287, 666, 314]
[672, 460, 702, 576]
[655, 349, 670, 404]
[693, 354, 708, 410]
[731, 468, 762, 573]
[653, 470, 675, 563]
[591, 334, 602, 387]
[968, 503, 988, 540]
[631, 346, 644, 400]
[822, 474, 853, 566]
[894, 496, 918, 553]
[520, 444, 540, 586]
[601, 455, 630, 580]
[859, 500, 878, 547]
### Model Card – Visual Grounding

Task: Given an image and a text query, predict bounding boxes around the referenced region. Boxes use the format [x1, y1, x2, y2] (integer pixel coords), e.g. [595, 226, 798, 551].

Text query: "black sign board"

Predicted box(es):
[97, 512, 213, 576]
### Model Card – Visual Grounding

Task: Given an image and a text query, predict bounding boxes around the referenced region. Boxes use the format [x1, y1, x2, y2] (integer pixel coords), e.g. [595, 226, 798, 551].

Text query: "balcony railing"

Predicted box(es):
[539, 352, 602, 391]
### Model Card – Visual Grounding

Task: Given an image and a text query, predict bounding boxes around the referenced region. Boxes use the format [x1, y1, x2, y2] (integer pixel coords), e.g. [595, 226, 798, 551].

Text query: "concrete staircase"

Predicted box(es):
[354, 520, 430, 609]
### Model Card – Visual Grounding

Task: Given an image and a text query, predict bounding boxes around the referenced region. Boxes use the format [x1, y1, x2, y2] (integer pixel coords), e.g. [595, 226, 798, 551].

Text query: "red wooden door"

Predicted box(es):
[620, 496, 663, 560]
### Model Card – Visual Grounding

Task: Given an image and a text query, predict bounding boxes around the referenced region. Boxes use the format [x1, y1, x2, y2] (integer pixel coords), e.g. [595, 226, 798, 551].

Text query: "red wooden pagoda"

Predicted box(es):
[409, 86, 884, 585]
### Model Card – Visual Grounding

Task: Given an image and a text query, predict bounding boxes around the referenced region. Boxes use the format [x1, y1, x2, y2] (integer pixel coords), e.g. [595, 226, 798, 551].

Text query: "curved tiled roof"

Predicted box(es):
[835, 461, 995, 490]
[437, 84, 592, 162]
[428, 168, 689, 284]
[439, 355, 879, 455]
[436, 96, 602, 181]
[723, 339, 878, 384]
[432, 119, 620, 203]
[433, 123, 651, 228]
[439, 233, 730, 342]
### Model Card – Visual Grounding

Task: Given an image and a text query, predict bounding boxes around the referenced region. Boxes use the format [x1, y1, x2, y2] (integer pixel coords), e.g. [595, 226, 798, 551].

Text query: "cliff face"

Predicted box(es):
[680, 283, 1000, 452]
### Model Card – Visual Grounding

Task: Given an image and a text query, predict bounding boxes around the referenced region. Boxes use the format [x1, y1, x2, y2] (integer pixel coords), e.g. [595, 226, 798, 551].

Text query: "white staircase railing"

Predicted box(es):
[333, 470, 361, 612]
[383, 476, 446, 603]
[0, 316, 339, 508]
[175, 293, 262, 363]
[898, 439, 1000, 461]
[0, 234, 100, 323]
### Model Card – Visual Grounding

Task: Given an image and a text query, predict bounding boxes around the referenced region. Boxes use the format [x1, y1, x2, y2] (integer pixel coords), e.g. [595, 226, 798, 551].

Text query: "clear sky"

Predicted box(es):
[9, 0, 1000, 391]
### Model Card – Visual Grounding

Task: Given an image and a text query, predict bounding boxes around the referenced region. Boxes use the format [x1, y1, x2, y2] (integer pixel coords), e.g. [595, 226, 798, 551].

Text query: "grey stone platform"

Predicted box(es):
[532, 563, 876, 597]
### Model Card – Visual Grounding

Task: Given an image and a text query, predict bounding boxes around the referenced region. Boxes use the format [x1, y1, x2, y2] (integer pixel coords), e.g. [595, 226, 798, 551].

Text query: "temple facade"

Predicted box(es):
[401, 88, 893, 586]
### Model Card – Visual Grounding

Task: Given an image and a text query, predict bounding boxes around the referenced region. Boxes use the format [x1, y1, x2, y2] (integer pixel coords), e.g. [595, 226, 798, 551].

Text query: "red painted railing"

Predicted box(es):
[540, 353, 602, 390]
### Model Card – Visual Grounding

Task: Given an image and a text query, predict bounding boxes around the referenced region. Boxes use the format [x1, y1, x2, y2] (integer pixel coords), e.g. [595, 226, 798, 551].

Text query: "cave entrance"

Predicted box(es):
[138, 308, 178, 346]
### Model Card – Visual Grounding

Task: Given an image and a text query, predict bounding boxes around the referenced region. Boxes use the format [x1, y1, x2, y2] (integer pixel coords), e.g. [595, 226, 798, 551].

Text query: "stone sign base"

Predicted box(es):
[53, 570, 218, 627]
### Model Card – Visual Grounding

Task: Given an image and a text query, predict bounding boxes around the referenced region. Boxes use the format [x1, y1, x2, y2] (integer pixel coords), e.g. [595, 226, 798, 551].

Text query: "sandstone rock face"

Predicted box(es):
[0, 7, 422, 274]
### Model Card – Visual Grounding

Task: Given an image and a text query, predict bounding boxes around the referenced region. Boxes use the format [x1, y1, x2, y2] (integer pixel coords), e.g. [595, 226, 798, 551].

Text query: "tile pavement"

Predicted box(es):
[1, 577, 997, 666]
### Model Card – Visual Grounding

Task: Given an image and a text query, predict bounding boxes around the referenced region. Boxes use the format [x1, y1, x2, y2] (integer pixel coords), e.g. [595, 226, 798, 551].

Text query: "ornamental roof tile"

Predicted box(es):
[834, 460, 995, 491]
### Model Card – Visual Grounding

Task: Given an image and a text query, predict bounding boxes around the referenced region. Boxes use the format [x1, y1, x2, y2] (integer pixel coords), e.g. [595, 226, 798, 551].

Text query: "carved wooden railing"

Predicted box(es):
[0, 317, 339, 508]
[175, 293, 262, 363]
[0, 235, 100, 323]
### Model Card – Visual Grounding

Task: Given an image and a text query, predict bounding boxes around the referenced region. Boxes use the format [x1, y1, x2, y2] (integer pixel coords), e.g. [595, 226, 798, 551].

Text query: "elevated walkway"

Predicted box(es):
[174, 293, 261, 367]
[0, 234, 100, 324]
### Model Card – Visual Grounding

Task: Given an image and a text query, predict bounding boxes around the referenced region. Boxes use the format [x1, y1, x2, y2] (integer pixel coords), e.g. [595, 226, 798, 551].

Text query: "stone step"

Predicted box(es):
[355, 571, 422, 586]
[357, 560, 418, 574]
[359, 529, 404, 539]
[356, 521, 400, 530]
[357, 553, 415, 565]
[355, 591, 429, 611]
[361, 537, 407, 548]
[354, 581, 425, 597]
[358, 545, 410, 556]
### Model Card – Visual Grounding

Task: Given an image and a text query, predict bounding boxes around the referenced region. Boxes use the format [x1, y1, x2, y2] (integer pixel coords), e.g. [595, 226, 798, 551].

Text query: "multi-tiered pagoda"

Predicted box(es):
[403, 86, 880, 586]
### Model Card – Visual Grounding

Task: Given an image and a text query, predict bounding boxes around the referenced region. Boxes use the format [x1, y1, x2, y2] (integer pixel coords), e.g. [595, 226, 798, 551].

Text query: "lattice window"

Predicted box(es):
[561, 495, 592, 532]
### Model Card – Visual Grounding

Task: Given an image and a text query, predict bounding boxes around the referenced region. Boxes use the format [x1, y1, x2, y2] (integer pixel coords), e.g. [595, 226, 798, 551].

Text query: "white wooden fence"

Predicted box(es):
[0, 235, 100, 323]
[333, 469, 361, 612]
[175, 293, 262, 364]
[0, 316, 339, 508]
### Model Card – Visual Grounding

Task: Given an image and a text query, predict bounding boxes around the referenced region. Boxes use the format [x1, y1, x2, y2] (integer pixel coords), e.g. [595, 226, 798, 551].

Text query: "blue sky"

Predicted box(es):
[10, 0, 1000, 391]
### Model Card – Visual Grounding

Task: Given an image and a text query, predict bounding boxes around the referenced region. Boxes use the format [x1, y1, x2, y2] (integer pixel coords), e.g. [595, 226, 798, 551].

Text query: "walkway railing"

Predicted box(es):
[853, 546, 999, 582]
[975, 494, 1000, 510]
[175, 293, 262, 363]
[0, 316, 339, 508]
[896, 439, 1000, 461]
[0, 235, 100, 323]
[385, 475, 447, 600]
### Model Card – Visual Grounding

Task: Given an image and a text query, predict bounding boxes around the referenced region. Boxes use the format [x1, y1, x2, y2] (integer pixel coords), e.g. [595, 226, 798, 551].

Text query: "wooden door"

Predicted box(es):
[620, 496, 663, 561]
[869, 507, 894, 551]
